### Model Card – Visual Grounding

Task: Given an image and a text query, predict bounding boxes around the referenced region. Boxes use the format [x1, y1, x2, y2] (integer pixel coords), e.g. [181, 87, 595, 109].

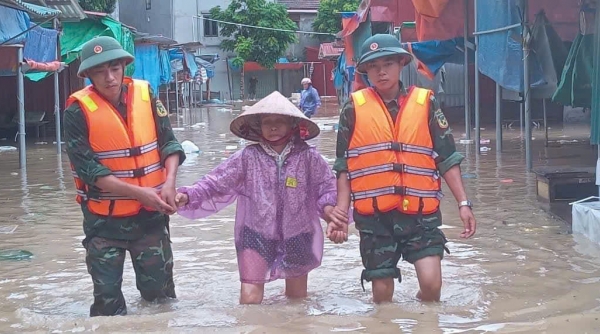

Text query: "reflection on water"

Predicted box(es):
[1, 106, 600, 333]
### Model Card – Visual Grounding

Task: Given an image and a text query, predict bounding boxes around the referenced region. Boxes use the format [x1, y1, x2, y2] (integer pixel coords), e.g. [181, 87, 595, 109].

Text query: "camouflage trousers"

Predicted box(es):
[84, 226, 176, 317]
[355, 210, 450, 289]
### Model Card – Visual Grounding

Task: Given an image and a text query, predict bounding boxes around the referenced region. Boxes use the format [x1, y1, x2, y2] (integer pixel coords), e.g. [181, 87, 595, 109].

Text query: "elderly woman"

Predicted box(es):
[299, 78, 321, 118]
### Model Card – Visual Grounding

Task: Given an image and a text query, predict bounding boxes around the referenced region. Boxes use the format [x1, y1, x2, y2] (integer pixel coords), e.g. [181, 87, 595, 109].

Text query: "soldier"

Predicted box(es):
[327, 34, 477, 303]
[63, 36, 186, 316]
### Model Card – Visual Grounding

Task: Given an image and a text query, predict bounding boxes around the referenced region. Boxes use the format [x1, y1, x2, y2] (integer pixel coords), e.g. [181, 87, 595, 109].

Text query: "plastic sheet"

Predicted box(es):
[0, 6, 30, 44]
[133, 43, 161, 93]
[552, 33, 593, 108]
[476, 0, 545, 92]
[23, 24, 58, 63]
[159, 49, 171, 85]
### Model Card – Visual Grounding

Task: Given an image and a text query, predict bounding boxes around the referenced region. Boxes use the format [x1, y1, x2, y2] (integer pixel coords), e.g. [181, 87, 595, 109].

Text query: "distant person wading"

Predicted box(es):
[299, 78, 321, 118]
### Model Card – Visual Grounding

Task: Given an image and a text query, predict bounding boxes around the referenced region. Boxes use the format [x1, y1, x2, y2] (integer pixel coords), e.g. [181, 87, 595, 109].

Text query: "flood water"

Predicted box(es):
[2, 105, 600, 333]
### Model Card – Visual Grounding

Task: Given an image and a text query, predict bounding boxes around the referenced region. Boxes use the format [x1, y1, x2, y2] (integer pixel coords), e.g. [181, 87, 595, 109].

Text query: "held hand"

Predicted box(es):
[160, 181, 178, 215]
[324, 205, 349, 227]
[326, 221, 348, 244]
[174, 193, 189, 208]
[459, 206, 477, 238]
[135, 187, 175, 214]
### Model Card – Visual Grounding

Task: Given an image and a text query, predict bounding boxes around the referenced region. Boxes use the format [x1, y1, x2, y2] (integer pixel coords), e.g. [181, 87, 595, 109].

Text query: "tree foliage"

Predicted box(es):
[312, 0, 361, 40]
[78, 0, 117, 13]
[209, 0, 297, 69]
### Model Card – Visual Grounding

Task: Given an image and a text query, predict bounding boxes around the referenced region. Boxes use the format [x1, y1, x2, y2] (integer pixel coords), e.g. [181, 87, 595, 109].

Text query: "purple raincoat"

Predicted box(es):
[177, 139, 337, 284]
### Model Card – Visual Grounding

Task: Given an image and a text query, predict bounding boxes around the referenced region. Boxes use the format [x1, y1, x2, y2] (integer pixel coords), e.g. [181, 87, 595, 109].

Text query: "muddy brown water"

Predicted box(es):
[1, 106, 600, 333]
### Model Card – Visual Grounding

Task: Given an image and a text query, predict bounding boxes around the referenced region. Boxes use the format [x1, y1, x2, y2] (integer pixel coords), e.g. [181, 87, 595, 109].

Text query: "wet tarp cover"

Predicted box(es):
[159, 49, 171, 85]
[196, 57, 214, 78]
[23, 25, 58, 63]
[552, 33, 593, 109]
[528, 11, 569, 99]
[413, 0, 473, 42]
[476, 0, 545, 93]
[0, 6, 30, 44]
[168, 49, 198, 77]
[132, 43, 162, 93]
[27, 17, 135, 82]
[402, 38, 473, 80]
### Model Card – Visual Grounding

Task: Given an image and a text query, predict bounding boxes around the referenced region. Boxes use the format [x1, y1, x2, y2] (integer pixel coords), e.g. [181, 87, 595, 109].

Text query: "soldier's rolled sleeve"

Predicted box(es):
[63, 103, 112, 186]
[333, 99, 355, 177]
[428, 95, 464, 176]
[149, 88, 186, 166]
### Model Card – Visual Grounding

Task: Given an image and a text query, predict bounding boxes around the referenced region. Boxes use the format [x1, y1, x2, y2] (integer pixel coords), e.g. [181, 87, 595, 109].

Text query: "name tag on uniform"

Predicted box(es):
[285, 177, 298, 188]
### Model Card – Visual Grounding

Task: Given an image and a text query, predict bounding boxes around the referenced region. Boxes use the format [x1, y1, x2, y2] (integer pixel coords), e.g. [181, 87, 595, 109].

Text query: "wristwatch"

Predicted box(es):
[458, 200, 473, 209]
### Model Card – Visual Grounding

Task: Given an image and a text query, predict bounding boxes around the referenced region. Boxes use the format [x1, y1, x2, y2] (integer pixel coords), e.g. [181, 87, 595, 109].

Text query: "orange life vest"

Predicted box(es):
[67, 77, 166, 217]
[347, 86, 442, 215]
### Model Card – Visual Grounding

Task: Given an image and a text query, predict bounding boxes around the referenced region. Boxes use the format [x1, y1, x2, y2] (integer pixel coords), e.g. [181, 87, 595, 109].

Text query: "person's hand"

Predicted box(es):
[324, 205, 348, 227]
[135, 187, 174, 214]
[160, 181, 178, 215]
[174, 193, 189, 208]
[459, 206, 476, 238]
[326, 221, 348, 244]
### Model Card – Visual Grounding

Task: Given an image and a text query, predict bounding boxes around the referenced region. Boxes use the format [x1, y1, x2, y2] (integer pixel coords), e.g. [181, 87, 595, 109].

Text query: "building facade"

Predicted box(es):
[118, 0, 322, 101]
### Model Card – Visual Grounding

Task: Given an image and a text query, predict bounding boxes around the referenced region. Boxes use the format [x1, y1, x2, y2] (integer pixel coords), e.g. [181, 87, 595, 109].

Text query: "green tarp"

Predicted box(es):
[552, 33, 593, 109]
[26, 16, 134, 81]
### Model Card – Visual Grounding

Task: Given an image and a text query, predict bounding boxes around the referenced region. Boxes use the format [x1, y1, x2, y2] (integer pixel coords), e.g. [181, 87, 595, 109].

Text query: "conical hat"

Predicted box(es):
[230, 91, 320, 142]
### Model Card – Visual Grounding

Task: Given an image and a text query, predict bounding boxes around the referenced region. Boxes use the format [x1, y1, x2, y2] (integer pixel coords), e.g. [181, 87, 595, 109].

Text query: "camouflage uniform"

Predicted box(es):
[64, 37, 185, 316]
[333, 82, 463, 288]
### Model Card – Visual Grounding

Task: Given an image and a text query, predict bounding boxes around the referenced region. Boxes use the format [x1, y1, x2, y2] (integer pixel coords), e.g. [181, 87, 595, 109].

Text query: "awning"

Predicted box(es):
[0, 0, 61, 18]
[135, 34, 177, 46]
[25, 0, 85, 22]
[318, 42, 344, 59]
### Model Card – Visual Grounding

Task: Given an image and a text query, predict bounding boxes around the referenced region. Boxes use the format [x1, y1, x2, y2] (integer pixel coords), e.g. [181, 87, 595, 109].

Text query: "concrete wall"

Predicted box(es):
[285, 13, 319, 60]
[118, 0, 173, 38]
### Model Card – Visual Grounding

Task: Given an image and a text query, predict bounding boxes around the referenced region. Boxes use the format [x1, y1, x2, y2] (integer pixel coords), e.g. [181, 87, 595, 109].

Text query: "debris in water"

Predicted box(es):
[0, 249, 33, 261]
[459, 139, 474, 144]
[480, 139, 490, 144]
[225, 145, 238, 150]
[0, 146, 17, 152]
[462, 173, 477, 179]
[191, 122, 206, 128]
[480, 147, 491, 152]
[500, 179, 514, 183]
[0, 225, 17, 234]
[172, 127, 185, 131]
[181, 140, 201, 154]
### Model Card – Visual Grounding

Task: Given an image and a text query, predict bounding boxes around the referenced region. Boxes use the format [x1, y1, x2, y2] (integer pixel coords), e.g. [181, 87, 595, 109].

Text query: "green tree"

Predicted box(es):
[312, 0, 361, 40]
[78, 0, 117, 13]
[210, 0, 297, 99]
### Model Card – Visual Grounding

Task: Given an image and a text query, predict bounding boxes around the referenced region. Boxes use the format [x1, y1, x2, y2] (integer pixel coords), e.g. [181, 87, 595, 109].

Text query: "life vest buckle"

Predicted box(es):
[392, 163, 405, 173]
[128, 146, 142, 157]
[390, 142, 402, 152]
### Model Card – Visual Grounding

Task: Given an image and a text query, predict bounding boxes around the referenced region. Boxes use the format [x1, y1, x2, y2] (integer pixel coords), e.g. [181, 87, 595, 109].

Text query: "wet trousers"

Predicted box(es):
[84, 227, 176, 317]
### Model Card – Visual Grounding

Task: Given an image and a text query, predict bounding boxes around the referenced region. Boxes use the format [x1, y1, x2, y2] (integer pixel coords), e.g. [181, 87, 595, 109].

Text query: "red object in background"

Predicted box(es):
[305, 47, 337, 97]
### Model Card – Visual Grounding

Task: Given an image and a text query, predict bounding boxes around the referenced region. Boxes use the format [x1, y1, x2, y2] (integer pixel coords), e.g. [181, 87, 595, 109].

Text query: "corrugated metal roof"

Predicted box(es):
[277, 0, 321, 10]
[0, 0, 61, 18]
[26, 0, 86, 21]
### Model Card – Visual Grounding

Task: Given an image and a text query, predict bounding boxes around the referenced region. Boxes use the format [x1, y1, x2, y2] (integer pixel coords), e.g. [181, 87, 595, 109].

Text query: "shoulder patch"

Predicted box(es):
[434, 109, 448, 129]
[156, 100, 168, 117]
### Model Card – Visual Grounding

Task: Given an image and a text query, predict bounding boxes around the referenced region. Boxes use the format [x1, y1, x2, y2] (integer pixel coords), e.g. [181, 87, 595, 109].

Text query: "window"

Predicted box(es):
[145, 0, 151, 10]
[203, 15, 218, 37]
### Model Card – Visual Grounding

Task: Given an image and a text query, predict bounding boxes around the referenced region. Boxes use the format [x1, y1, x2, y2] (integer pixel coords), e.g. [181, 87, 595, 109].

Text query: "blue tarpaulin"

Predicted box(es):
[159, 49, 171, 85]
[196, 57, 214, 78]
[0, 6, 30, 44]
[133, 43, 161, 93]
[23, 24, 58, 62]
[402, 38, 474, 78]
[168, 48, 198, 77]
[477, 0, 545, 92]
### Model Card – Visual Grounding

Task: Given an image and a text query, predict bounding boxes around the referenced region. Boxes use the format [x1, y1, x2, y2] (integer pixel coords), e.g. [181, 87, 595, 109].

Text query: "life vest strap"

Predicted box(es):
[72, 161, 162, 180]
[348, 163, 440, 180]
[351, 186, 443, 201]
[78, 183, 164, 201]
[346, 142, 438, 159]
[94, 140, 159, 160]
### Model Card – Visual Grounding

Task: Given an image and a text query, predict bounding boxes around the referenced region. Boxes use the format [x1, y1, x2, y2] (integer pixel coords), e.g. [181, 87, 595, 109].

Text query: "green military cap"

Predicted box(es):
[77, 36, 134, 78]
[356, 34, 413, 72]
